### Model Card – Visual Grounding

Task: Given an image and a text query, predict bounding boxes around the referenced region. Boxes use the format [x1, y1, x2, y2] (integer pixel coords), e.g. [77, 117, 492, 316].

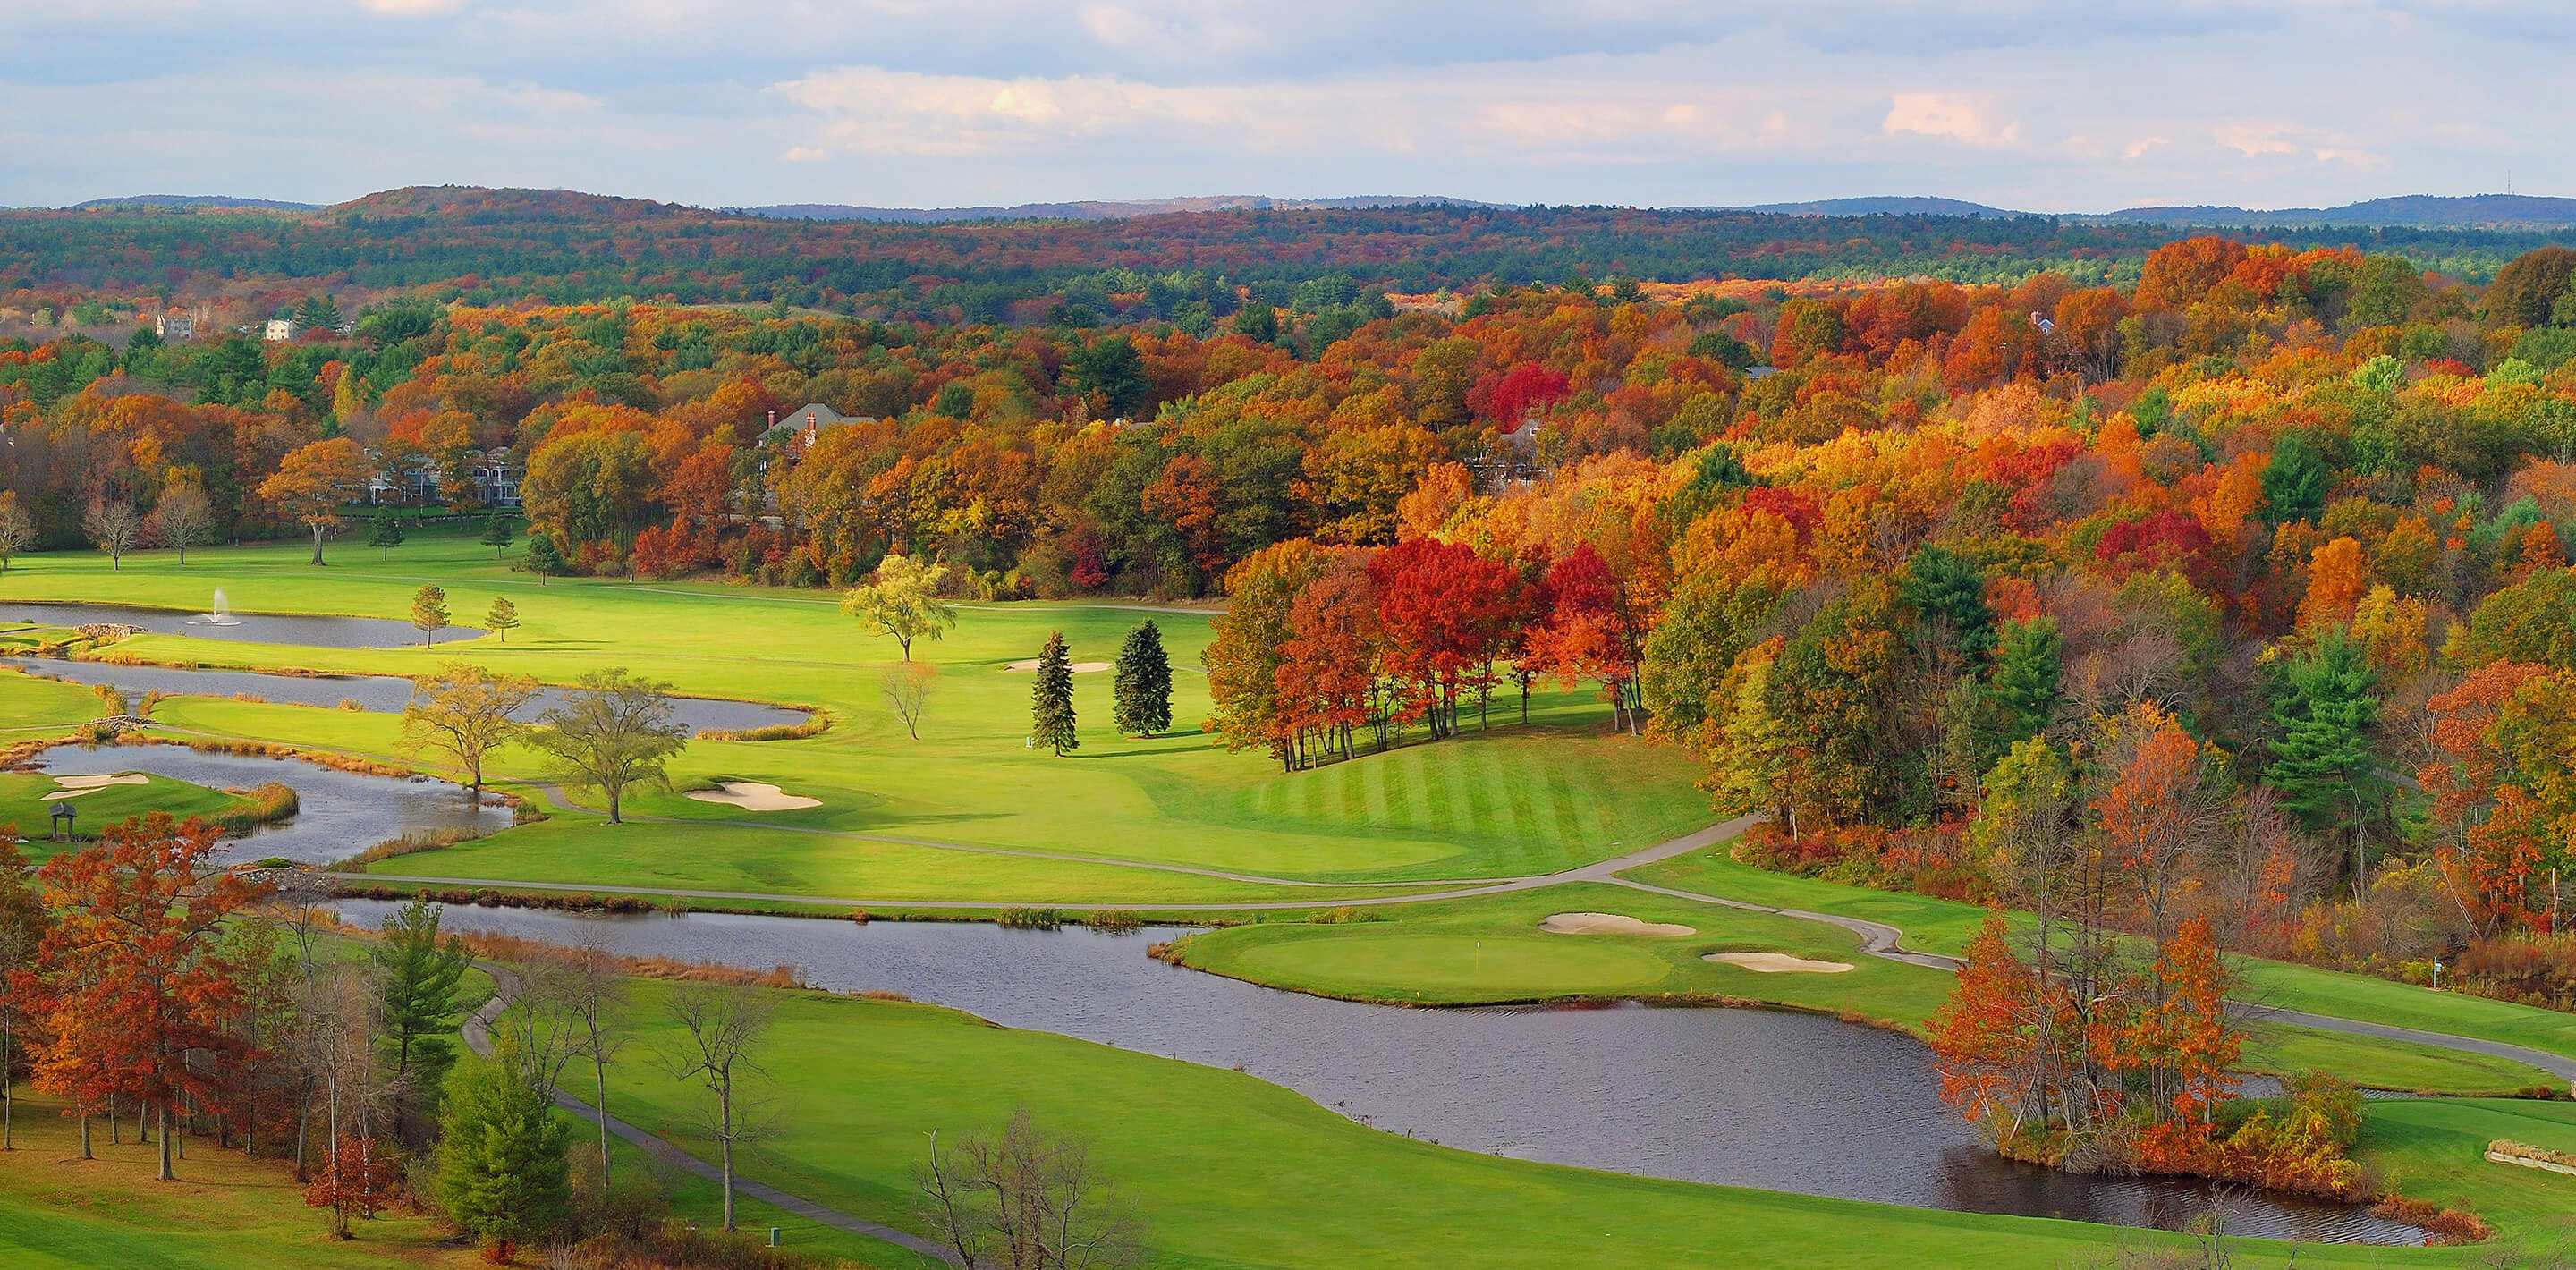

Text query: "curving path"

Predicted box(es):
[462, 963, 964, 1266]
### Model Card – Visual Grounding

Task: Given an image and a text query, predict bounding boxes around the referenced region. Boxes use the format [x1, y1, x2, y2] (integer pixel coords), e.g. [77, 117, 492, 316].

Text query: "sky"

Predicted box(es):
[0, 1, 2555, 212]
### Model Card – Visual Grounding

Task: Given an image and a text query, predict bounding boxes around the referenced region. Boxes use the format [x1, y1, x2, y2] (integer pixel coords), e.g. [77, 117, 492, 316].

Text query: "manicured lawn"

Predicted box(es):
[1175, 883, 1953, 1021]
[1631, 846, 2576, 1074]
[0, 1089, 474, 1269]
[0, 769, 250, 861]
[2353, 1097, 2576, 1238]
[1173, 883, 2559, 1093]
[1, 534, 1716, 896]
[579, 979, 2496, 1270]
[0, 666, 104, 739]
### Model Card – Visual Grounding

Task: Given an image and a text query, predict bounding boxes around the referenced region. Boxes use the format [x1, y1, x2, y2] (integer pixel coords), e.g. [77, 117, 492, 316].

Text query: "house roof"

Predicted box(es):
[786, 402, 845, 425]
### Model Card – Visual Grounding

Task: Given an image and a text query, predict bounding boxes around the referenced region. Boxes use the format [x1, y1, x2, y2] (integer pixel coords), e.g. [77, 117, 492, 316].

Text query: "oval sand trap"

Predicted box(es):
[1540, 912, 1697, 937]
[1001, 659, 1113, 673]
[44, 772, 150, 800]
[686, 781, 822, 812]
[1705, 952, 1854, 974]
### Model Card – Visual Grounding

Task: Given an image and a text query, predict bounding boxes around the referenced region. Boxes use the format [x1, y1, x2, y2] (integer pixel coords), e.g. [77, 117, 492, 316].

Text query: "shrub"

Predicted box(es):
[1089, 909, 1142, 934]
[211, 782, 301, 835]
[998, 906, 1063, 930]
[696, 709, 831, 742]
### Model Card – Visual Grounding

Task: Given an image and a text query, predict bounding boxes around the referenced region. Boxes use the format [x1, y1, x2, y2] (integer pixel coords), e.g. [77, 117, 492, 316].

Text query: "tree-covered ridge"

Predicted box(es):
[1, 190, 2567, 323]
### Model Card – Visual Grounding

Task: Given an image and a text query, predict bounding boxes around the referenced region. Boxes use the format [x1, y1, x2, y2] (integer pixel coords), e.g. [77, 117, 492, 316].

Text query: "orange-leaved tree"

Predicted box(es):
[2124, 918, 2241, 1170]
[32, 813, 264, 1180]
[1927, 909, 2050, 1143]
[258, 436, 374, 565]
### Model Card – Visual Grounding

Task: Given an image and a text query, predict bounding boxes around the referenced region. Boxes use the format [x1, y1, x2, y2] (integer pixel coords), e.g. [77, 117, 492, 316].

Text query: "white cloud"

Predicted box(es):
[1882, 93, 2019, 146]
[354, 0, 465, 15]
[2123, 135, 2167, 159]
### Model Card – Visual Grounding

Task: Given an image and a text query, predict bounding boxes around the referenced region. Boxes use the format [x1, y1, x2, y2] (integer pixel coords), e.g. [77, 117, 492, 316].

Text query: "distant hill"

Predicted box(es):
[65, 194, 320, 212]
[1733, 196, 2029, 218]
[2097, 193, 2576, 229]
[742, 194, 1507, 223]
[330, 185, 708, 222]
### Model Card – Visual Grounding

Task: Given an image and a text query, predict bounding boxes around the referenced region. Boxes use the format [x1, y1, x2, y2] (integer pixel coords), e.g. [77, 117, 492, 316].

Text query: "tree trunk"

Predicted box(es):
[157, 1101, 173, 1181]
[593, 1053, 612, 1189]
[717, 1088, 736, 1231]
[294, 1079, 312, 1181]
[80, 1113, 91, 1160]
[309, 523, 326, 566]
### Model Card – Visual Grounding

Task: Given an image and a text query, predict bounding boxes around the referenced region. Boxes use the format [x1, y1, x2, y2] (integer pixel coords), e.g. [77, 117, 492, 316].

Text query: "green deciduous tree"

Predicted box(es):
[1112, 620, 1172, 737]
[534, 669, 689, 824]
[841, 554, 958, 662]
[1030, 631, 1079, 756]
[368, 516, 404, 560]
[401, 661, 537, 800]
[479, 516, 514, 557]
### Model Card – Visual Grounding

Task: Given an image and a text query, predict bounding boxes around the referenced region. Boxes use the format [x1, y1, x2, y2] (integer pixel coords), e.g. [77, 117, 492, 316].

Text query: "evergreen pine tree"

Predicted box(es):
[1990, 616, 2063, 742]
[479, 516, 514, 557]
[2267, 628, 2382, 888]
[375, 899, 470, 1134]
[436, 1040, 573, 1257]
[485, 597, 521, 644]
[1030, 631, 1079, 755]
[368, 515, 404, 560]
[524, 529, 564, 576]
[1113, 619, 1173, 736]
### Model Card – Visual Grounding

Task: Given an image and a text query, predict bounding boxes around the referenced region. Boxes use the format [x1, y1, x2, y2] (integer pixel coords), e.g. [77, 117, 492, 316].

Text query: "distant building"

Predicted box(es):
[155, 313, 194, 342]
[469, 450, 521, 509]
[263, 318, 301, 343]
[367, 453, 440, 505]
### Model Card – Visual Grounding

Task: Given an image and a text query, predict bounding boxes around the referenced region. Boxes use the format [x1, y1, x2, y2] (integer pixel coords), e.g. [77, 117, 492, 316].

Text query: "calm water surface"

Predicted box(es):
[10, 657, 805, 733]
[327, 901, 2419, 1245]
[28, 742, 510, 865]
[4, 600, 476, 648]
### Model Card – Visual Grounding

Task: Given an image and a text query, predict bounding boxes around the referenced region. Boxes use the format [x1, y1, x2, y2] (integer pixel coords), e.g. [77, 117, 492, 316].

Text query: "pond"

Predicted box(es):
[26, 742, 511, 866]
[1, 599, 477, 648]
[9, 657, 808, 735]
[324, 900, 2420, 1246]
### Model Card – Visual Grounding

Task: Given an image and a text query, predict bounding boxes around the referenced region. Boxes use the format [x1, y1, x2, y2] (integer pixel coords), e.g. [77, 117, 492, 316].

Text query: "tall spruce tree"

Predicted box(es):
[436, 1039, 573, 1256]
[376, 899, 471, 1134]
[2267, 628, 2382, 891]
[1113, 620, 1173, 736]
[1990, 616, 2064, 743]
[1030, 631, 1079, 755]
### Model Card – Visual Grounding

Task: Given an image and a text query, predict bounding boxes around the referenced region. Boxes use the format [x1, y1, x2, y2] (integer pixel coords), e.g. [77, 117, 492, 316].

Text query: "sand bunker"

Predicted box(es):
[1001, 659, 1113, 673]
[43, 772, 149, 800]
[685, 781, 822, 812]
[1539, 912, 1697, 937]
[1704, 952, 1854, 974]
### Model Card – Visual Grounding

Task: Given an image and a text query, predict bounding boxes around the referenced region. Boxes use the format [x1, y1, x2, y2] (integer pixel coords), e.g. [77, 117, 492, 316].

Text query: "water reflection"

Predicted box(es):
[325, 902, 2419, 1245]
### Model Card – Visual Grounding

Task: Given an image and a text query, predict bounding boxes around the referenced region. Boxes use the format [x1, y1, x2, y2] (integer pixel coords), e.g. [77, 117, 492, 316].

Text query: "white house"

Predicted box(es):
[155, 313, 195, 342]
[263, 318, 301, 343]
